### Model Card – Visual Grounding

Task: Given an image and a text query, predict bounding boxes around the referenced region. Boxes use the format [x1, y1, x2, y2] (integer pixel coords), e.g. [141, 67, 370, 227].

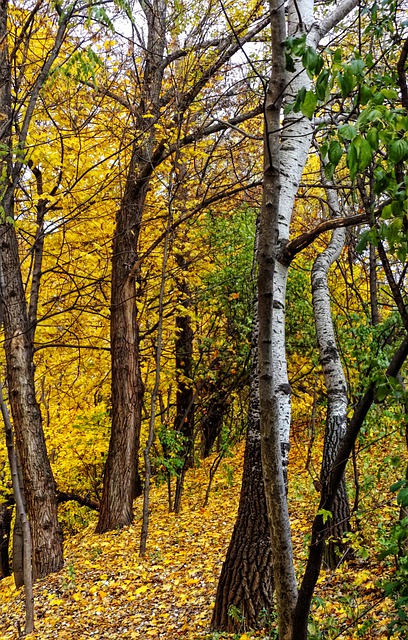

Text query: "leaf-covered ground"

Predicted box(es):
[0, 441, 402, 640]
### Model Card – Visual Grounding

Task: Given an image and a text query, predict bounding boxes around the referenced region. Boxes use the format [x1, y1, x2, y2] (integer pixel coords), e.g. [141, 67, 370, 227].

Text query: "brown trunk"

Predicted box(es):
[0, 224, 63, 579]
[96, 0, 166, 533]
[211, 424, 274, 631]
[212, 315, 274, 631]
[0, 0, 62, 579]
[12, 454, 24, 588]
[2, 385, 34, 633]
[95, 175, 145, 533]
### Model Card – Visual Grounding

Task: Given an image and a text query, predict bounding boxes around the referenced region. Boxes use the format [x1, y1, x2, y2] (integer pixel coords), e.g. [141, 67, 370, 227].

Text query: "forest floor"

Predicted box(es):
[0, 439, 402, 640]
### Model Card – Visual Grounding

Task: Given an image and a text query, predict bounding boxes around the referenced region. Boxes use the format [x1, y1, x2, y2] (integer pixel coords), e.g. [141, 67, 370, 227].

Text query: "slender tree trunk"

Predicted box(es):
[12, 455, 25, 588]
[2, 384, 34, 634]
[173, 249, 195, 514]
[140, 228, 169, 555]
[0, 502, 12, 579]
[211, 311, 274, 631]
[311, 185, 350, 569]
[293, 335, 408, 638]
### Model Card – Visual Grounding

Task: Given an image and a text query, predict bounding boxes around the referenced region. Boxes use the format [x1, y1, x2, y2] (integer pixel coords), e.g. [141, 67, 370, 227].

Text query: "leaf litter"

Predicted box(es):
[0, 441, 401, 639]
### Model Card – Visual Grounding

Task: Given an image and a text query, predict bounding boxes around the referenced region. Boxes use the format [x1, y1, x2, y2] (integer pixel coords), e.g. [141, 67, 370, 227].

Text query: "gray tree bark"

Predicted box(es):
[211, 305, 274, 631]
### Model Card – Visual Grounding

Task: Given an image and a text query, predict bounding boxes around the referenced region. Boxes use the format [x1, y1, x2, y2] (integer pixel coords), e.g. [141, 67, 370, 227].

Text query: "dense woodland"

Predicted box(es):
[1, 0, 408, 638]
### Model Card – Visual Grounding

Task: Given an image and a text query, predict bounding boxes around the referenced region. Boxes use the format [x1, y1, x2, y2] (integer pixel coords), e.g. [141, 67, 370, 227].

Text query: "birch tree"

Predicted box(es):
[256, 0, 360, 636]
[311, 182, 350, 569]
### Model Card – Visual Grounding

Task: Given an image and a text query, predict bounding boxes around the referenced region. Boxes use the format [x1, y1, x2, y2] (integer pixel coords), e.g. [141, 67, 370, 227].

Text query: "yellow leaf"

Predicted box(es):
[135, 585, 148, 594]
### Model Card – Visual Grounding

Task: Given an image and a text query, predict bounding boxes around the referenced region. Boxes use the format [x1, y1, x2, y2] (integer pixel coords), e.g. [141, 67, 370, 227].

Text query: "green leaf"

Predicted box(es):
[350, 58, 365, 75]
[389, 139, 408, 164]
[324, 162, 335, 181]
[355, 229, 370, 253]
[347, 141, 358, 179]
[372, 91, 385, 105]
[397, 245, 407, 262]
[285, 52, 296, 73]
[381, 204, 393, 219]
[300, 91, 317, 119]
[357, 108, 383, 127]
[354, 135, 373, 171]
[317, 509, 332, 524]
[360, 84, 372, 105]
[391, 480, 408, 493]
[320, 142, 328, 160]
[315, 69, 330, 101]
[328, 141, 343, 166]
[338, 124, 357, 141]
[286, 34, 306, 56]
[374, 167, 390, 195]
[293, 86, 307, 113]
[302, 46, 319, 72]
[337, 68, 355, 97]
[376, 383, 389, 401]
[397, 487, 408, 507]
[366, 127, 379, 150]
[381, 88, 398, 100]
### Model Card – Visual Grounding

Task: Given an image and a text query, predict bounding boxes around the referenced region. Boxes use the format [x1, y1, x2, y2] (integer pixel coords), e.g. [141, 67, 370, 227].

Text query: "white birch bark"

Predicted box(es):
[272, 0, 316, 485]
[270, 0, 360, 518]
[257, 0, 359, 637]
[311, 186, 350, 567]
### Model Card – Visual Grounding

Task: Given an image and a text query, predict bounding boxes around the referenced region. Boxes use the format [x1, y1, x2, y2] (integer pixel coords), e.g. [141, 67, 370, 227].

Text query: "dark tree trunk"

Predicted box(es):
[173, 251, 195, 513]
[212, 315, 274, 631]
[201, 392, 226, 458]
[320, 416, 351, 568]
[0, 1, 62, 577]
[12, 454, 25, 588]
[95, 176, 145, 533]
[211, 421, 274, 631]
[96, 0, 167, 533]
[0, 502, 12, 578]
[0, 224, 63, 579]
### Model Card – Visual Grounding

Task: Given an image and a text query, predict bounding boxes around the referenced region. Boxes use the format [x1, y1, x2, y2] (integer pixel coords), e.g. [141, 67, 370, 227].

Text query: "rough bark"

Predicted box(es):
[311, 186, 350, 569]
[0, 230, 63, 578]
[0, 0, 63, 579]
[211, 314, 274, 631]
[97, 3, 270, 531]
[95, 174, 146, 532]
[96, 0, 167, 533]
